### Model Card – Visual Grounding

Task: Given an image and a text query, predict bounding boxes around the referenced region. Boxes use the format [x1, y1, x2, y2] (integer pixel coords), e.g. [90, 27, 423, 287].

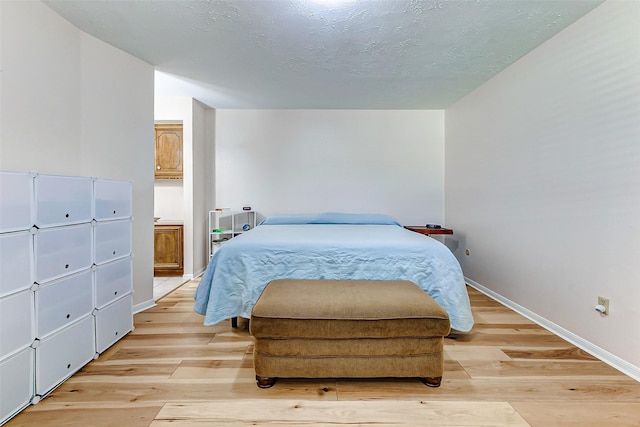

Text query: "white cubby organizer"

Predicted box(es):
[0, 171, 133, 425]
[208, 209, 256, 259]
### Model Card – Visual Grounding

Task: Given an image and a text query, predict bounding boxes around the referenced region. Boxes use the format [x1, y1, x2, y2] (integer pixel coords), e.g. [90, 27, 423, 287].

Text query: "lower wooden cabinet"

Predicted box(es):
[154, 224, 184, 276]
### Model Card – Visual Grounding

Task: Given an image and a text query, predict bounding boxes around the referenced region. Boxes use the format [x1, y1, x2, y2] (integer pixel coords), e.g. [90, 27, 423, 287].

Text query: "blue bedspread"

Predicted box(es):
[194, 215, 474, 332]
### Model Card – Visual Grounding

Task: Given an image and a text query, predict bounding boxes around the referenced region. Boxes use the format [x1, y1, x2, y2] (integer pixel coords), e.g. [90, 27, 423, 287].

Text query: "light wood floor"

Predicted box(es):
[6, 280, 640, 426]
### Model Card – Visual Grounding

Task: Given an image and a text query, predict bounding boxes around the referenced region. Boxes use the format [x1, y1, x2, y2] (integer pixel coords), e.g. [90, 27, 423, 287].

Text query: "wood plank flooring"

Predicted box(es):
[6, 280, 640, 426]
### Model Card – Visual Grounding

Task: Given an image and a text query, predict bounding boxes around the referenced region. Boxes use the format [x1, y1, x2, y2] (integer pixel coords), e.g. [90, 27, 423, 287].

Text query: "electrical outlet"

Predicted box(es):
[597, 296, 610, 315]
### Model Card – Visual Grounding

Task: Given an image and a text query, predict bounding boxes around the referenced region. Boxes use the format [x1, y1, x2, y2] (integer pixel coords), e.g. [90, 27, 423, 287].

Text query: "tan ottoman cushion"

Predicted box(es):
[250, 279, 450, 388]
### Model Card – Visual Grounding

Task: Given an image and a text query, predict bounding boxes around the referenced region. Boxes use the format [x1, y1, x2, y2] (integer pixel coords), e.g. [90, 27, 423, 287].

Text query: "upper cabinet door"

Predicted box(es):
[94, 179, 132, 221]
[35, 175, 93, 228]
[154, 124, 183, 179]
[0, 171, 34, 233]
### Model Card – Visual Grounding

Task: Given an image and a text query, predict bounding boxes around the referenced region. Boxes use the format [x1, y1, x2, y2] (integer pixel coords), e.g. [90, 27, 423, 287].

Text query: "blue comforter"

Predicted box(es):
[194, 214, 474, 332]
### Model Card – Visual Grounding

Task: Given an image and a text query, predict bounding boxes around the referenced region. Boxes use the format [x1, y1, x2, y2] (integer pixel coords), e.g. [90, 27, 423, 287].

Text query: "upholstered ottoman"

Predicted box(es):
[249, 279, 450, 388]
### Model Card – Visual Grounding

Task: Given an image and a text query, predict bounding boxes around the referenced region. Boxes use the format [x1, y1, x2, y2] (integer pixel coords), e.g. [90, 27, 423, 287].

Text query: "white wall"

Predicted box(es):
[1, 0, 81, 168]
[445, 1, 640, 374]
[205, 109, 217, 224]
[0, 1, 155, 308]
[154, 180, 184, 220]
[215, 110, 444, 225]
[190, 100, 210, 277]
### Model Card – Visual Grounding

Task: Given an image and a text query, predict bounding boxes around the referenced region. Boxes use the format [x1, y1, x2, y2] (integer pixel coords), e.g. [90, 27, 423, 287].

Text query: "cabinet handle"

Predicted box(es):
[157, 166, 161, 170]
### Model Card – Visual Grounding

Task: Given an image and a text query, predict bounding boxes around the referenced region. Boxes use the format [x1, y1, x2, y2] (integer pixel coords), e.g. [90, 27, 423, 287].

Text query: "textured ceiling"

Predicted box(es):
[45, 0, 603, 109]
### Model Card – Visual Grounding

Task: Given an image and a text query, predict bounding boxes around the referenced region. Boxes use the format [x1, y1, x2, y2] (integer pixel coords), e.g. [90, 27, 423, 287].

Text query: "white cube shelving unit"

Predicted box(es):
[208, 209, 256, 259]
[0, 171, 134, 425]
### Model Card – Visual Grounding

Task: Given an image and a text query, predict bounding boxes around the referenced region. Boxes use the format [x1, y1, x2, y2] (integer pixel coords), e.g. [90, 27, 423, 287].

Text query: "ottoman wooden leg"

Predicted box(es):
[256, 375, 277, 389]
[420, 376, 442, 388]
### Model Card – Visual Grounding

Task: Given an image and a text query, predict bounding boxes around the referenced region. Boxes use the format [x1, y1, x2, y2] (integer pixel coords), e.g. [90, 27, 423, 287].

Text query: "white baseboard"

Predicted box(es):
[183, 267, 205, 282]
[133, 298, 156, 314]
[465, 277, 640, 382]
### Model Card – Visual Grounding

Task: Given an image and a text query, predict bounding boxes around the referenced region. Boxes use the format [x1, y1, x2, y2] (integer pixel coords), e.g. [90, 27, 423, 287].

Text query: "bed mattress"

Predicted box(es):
[194, 214, 474, 332]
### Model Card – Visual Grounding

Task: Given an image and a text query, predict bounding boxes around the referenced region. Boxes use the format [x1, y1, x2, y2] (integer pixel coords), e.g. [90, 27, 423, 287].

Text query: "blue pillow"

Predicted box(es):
[259, 212, 401, 226]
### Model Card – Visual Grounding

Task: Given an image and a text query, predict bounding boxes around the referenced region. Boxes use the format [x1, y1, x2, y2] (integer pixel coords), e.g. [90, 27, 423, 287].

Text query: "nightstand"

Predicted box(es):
[404, 226, 453, 236]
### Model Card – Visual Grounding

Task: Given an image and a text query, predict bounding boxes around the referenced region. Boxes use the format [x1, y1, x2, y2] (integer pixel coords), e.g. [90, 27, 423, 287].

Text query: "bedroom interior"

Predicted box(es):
[1, 0, 639, 425]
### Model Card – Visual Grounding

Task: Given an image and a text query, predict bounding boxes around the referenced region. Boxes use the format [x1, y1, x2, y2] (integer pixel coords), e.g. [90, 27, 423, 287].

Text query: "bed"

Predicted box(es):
[194, 213, 474, 332]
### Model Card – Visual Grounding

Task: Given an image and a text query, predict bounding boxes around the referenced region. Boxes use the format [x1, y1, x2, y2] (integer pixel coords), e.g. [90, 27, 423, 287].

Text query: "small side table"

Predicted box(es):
[404, 226, 453, 236]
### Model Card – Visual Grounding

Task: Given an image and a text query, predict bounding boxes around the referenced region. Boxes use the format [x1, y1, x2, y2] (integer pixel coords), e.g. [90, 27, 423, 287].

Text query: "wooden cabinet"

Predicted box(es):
[154, 124, 183, 179]
[154, 224, 184, 276]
